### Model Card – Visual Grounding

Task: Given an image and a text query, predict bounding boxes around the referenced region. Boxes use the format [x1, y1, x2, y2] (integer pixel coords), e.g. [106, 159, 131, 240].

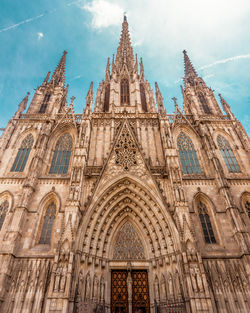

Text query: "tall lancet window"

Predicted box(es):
[0, 200, 8, 231]
[120, 78, 130, 105]
[177, 132, 202, 174]
[140, 83, 147, 112]
[246, 201, 250, 218]
[49, 133, 72, 174]
[11, 134, 34, 172]
[198, 201, 216, 244]
[39, 202, 56, 244]
[104, 84, 110, 112]
[198, 93, 211, 114]
[39, 93, 51, 113]
[217, 135, 240, 173]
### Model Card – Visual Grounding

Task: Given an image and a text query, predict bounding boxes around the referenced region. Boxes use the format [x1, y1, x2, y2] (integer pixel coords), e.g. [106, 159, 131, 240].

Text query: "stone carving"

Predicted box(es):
[115, 124, 137, 170]
[113, 222, 145, 260]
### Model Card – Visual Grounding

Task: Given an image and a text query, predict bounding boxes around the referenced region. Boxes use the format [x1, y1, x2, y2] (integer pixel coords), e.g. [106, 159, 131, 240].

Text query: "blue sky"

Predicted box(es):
[0, 0, 250, 134]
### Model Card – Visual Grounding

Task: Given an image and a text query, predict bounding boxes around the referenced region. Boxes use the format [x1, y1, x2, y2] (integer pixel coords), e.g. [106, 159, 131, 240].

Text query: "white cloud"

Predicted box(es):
[37, 32, 44, 40]
[0, 14, 45, 33]
[83, 0, 124, 28]
[199, 54, 250, 70]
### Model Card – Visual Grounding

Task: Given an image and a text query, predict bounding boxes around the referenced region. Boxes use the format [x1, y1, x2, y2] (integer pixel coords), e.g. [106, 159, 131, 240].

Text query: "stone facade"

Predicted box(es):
[0, 16, 249, 313]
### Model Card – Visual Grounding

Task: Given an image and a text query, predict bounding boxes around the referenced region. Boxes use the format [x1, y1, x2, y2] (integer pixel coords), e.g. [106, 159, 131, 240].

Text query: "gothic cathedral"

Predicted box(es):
[0, 16, 249, 313]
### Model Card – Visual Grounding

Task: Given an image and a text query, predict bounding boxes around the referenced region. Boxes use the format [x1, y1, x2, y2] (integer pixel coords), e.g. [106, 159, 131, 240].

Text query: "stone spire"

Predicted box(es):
[155, 82, 166, 116]
[42, 71, 51, 86]
[50, 51, 67, 87]
[115, 15, 134, 72]
[15, 92, 30, 117]
[84, 82, 93, 116]
[183, 50, 198, 79]
[105, 57, 110, 81]
[219, 93, 235, 120]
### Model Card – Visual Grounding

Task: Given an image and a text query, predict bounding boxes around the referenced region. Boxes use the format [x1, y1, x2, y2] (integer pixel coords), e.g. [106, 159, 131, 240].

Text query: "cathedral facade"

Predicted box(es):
[0, 16, 249, 313]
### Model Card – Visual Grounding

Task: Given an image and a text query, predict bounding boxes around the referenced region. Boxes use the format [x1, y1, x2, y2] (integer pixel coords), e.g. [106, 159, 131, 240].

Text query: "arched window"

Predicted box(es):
[140, 83, 147, 112]
[39, 93, 51, 113]
[104, 84, 110, 112]
[198, 93, 211, 114]
[217, 135, 240, 173]
[177, 132, 202, 174]
[39, 202, 56, 244]
[49, 133, 72, 174]
[198, 201, 216, 244]
[0, 200, 8, 231]
[11, 134, 34, 172]
[120, 78, 130, 105]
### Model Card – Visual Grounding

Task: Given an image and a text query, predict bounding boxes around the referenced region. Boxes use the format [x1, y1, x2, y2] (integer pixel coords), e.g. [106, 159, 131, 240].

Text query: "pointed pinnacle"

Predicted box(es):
[172, 97, 178, 108]
[183, 50, 198, 78]
[51, 50, 67, 87]
[116, 15, 134, 72]
[42, 71, 51, 86]
[17, 92, 30, 113]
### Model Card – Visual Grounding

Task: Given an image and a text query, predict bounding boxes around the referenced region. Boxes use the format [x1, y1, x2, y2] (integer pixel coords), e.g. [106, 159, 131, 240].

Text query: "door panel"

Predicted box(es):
[111, 270, 150, 313]
[111, 271, 128, 313]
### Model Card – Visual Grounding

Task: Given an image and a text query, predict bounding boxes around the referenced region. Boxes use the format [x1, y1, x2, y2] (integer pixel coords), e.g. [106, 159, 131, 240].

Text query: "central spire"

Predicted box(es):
[183, 50, 198, 79]
[115, 15, 134, 72]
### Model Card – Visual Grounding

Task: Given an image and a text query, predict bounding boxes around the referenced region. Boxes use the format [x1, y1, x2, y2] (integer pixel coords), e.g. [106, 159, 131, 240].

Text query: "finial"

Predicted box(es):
[172, 97, 178, 107]
[183, 50, 198, 79]
[123, 12, 127, 21]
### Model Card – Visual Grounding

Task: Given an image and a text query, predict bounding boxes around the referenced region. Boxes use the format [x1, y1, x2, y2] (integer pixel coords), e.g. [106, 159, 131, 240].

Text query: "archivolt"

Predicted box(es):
[78, 178, 179, 260]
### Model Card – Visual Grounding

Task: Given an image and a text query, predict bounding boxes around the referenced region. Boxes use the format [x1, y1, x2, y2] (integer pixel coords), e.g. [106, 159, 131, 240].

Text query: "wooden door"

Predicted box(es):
[132, 270, 150, 313]
[111, 270, 150, 313]
[111, 271, 128, 313]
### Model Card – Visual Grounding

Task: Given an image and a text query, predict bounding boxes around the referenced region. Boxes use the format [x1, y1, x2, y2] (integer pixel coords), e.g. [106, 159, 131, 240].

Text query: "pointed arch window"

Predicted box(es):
[140, 83, 147, 112]
[0, 200, 8, 231]
[198, 201, 216, 244]
[104, 83, 110, 112]
[11, 134, 34, 172]
[177, 132, 202, 174]
[198, 93, 211, 114]
[120, 78, 130, 105]
[39, 93, 51, 113]
[217, 135, 240, 173]
[39, 202, 56, 244]
[49, 133, 72, 174]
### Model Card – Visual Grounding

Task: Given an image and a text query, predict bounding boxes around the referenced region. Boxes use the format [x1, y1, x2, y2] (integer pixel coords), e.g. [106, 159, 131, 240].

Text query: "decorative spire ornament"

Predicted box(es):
[50, 51, 67, 87]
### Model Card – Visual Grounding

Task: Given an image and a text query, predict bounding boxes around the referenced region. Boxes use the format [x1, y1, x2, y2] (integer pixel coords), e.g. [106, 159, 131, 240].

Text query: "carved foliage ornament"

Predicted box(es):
[115, 124, 137, 171]
[113, 222, 145, 260]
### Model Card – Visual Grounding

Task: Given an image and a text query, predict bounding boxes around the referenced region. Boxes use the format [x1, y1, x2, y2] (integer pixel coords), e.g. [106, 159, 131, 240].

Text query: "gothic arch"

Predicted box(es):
[0, 191, 14, 233]
[46, 126, 75, 174]
[34, 191, 60, 247]
[11, 127, 37, 149]
[77, 177, 180, 261]
[193, 192, 219, 245]
[109, 217, 147, 260]
[240, 192, 250, 218]
[173, 127, 204, 175]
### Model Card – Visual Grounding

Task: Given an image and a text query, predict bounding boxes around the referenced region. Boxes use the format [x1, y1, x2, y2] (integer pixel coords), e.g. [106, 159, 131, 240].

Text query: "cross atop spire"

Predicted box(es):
[183, 50, 198, 78]
[50, 51, 67, 87]
[115, 15, 134, 72]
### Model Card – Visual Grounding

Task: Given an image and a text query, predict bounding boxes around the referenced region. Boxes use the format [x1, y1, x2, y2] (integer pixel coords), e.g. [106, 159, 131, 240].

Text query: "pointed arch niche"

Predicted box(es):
[113, 221, 145, 260]
[240, 192, 250, 218]
[193, 193, 219, 245]
[34, 191, 61, 247]
[0, 191, 13, 233]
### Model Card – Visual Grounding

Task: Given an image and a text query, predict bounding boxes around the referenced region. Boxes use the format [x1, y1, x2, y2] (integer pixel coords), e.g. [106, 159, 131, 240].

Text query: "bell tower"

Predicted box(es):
[94, 15, 157, 114]
[181, 50, 223, 117]
[27, 51, 68, 116]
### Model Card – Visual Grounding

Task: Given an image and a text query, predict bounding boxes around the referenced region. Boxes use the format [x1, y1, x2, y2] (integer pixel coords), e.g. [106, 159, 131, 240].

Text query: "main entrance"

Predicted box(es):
[111, 270, 150, 313]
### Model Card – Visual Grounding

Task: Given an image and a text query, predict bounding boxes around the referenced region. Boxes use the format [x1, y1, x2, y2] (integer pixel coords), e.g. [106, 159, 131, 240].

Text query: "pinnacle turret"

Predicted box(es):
[115, 15, 134, 72]
[219, 93, 235, 119]
[50, 51, 67, 87]
[183, 50, 198, 79]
